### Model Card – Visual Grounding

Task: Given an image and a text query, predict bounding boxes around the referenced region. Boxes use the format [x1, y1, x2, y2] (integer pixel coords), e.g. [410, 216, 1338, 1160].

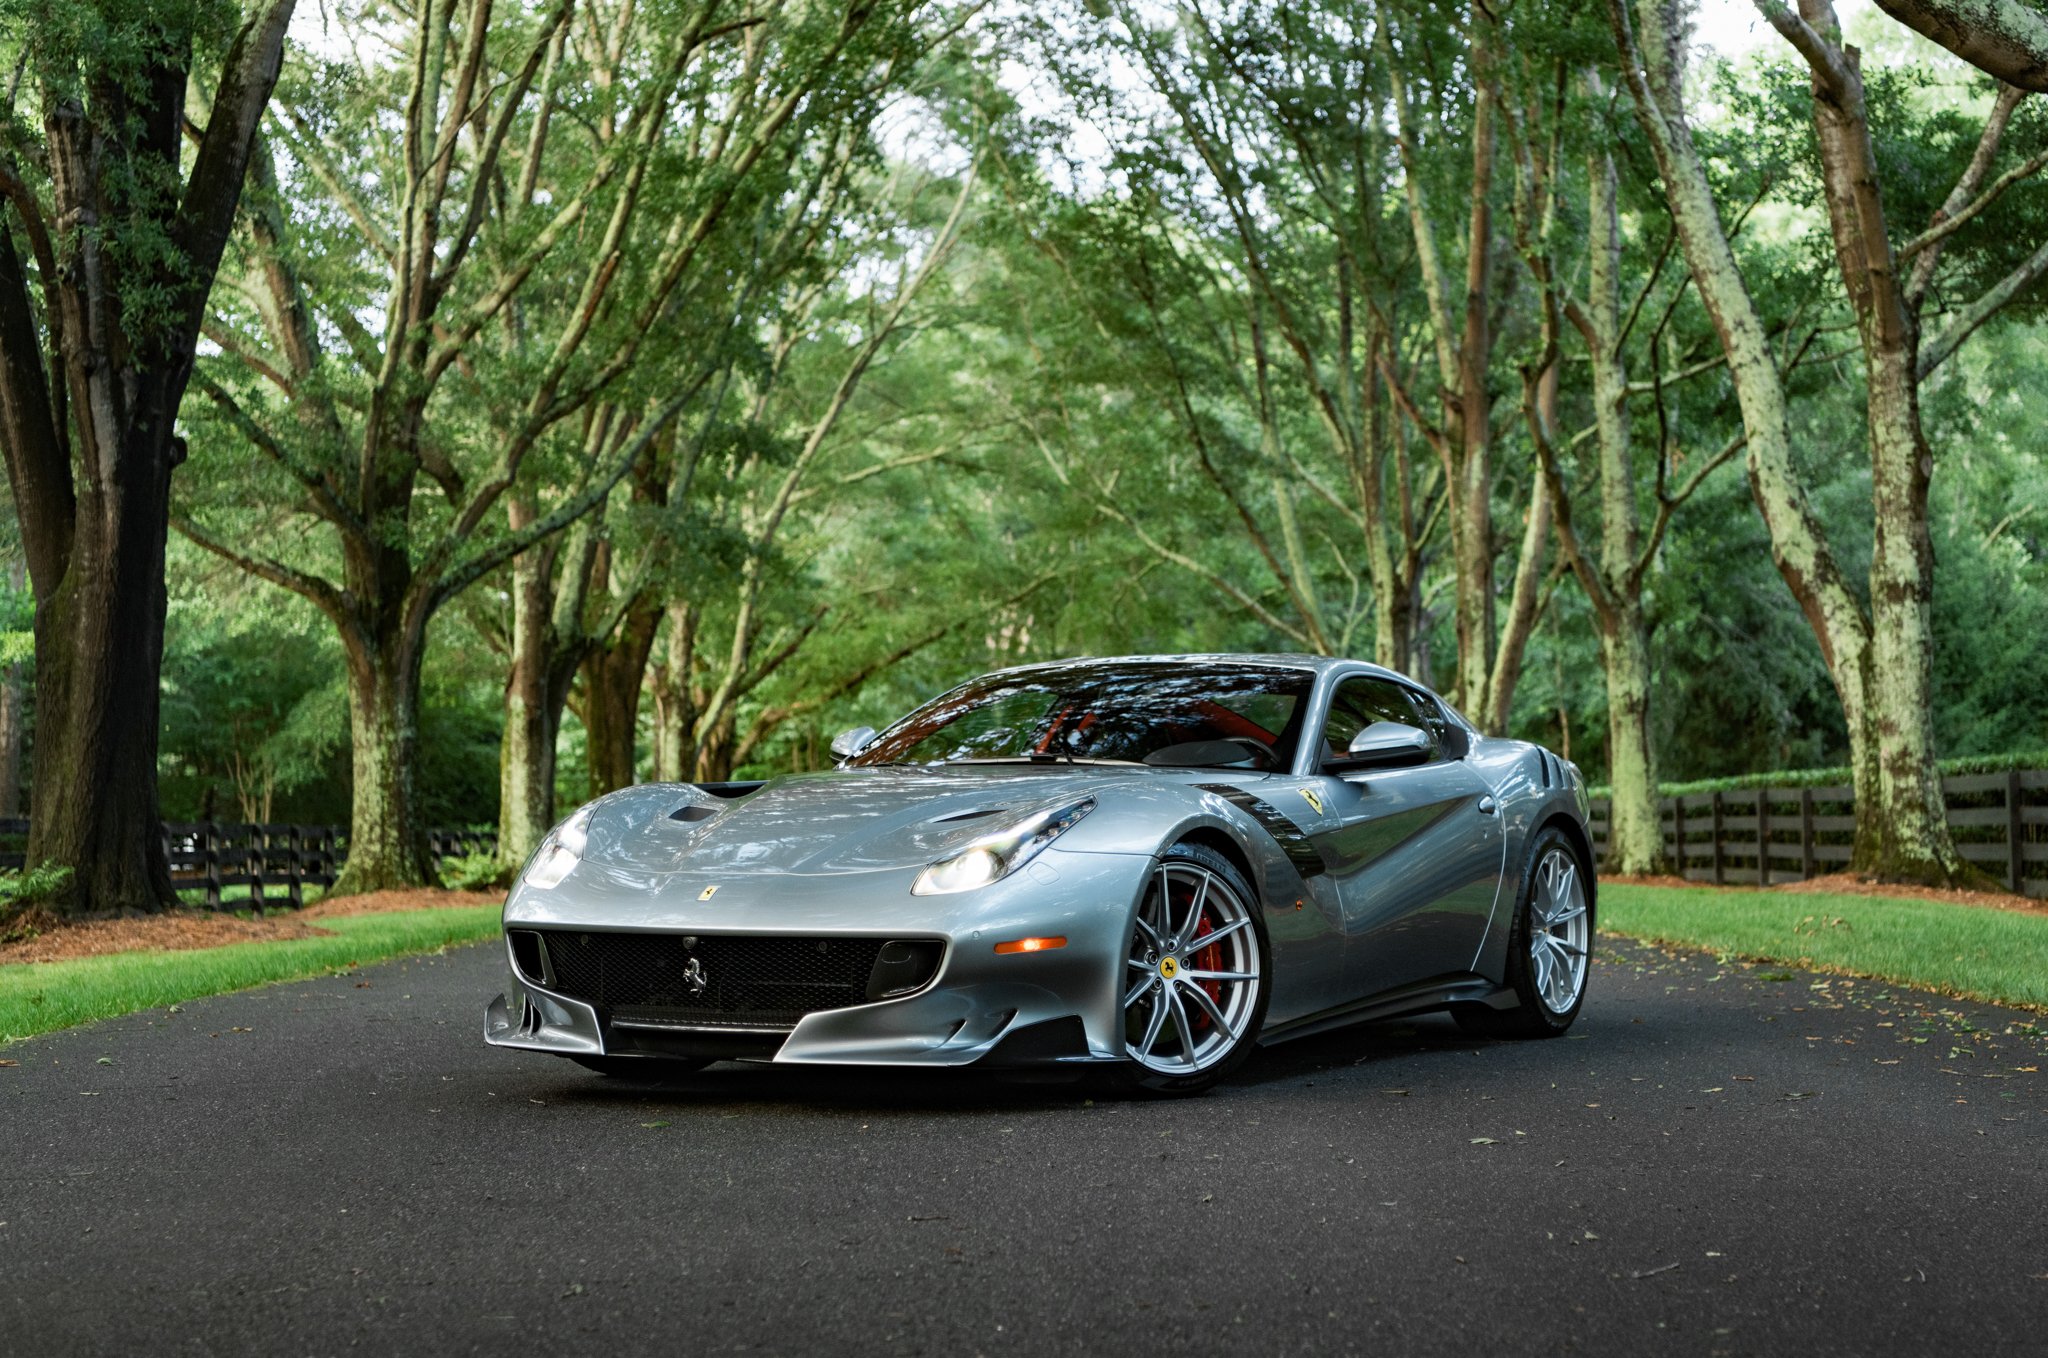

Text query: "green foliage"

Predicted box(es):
[0, 863, 75, 907]
[438, 851, 507, 892]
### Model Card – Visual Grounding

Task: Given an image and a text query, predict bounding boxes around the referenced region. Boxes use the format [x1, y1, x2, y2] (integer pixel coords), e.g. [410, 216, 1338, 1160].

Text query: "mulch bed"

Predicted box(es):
[0, 889, 499, 967]
[1605, 870, 2048, 918]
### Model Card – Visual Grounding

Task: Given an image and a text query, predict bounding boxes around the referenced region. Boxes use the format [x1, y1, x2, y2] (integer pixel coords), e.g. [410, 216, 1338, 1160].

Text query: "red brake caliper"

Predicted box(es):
[1190, 911, 1225, 1031]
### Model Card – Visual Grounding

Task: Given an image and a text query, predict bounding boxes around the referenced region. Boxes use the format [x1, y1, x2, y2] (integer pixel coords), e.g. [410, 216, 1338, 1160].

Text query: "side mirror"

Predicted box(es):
[1328, 720, 1431, 770]
[830, 726, 878, 761]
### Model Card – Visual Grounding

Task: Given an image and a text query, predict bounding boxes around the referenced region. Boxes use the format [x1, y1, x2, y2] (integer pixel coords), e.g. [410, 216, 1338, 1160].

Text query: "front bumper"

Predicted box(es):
[482, 845, 1147, 1067]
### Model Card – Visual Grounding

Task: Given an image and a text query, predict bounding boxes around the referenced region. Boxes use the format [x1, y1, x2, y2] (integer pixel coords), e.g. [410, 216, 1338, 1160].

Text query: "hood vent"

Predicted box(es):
[670, 804, 719, 823]
[931, 807, 1006, 824]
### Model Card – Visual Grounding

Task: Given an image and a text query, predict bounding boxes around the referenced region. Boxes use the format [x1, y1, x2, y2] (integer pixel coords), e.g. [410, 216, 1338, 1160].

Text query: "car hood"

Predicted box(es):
[575, 766, 1142, 877]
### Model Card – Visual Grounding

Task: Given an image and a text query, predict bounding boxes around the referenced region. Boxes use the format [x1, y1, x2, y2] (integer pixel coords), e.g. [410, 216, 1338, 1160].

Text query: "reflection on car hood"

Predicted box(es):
[577, 766, 1143, 876]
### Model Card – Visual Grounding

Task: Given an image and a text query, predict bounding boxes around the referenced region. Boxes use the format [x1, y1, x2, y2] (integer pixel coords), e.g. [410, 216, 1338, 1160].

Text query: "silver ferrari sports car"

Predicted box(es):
[485, 654, 1596, 1094]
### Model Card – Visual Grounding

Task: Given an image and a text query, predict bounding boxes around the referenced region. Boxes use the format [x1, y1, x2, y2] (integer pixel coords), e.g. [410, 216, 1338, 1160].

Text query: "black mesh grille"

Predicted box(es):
[538, 931, 896, 1029]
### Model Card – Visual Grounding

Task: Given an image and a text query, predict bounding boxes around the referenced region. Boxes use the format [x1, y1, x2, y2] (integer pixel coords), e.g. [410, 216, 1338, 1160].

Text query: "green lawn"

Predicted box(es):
[0, 905, 501, 1042]
[1600, 883, 2048, 1011]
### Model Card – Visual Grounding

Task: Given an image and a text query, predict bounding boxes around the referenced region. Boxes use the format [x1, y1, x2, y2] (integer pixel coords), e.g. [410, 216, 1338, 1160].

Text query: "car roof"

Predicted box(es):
[981, 652, 1421, 687]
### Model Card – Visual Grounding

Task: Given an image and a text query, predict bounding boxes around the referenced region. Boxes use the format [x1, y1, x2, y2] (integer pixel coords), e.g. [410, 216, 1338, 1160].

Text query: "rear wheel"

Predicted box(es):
[1106, 842, 1270, 1096]
[1455, 826, 1592, 1039]
[570, 1055, 714, 1081]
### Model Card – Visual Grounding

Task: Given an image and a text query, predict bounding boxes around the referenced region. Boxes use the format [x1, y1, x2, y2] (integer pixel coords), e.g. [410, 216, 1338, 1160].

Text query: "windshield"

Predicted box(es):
[850, 662, 1316, 771]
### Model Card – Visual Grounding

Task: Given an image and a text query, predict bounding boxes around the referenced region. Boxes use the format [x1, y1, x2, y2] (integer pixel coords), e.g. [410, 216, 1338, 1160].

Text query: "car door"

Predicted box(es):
[1302, 673, 1505, 996]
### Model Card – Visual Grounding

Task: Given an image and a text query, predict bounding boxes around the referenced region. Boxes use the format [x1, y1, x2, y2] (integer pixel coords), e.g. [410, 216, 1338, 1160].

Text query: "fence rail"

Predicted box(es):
[0, 820, 498, 909]
[1590, 769, 2048, 898]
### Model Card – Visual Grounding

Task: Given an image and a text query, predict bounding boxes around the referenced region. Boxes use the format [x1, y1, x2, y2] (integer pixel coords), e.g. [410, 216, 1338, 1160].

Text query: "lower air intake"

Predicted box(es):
[537, 931, 935, 1030]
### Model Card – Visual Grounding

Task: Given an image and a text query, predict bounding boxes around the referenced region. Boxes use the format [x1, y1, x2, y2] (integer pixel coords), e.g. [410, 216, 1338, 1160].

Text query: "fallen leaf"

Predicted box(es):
[640, 1121, 671, 1129]
[1631, 1262, 1680, 1279]
[1469, 1137, 1498, 1145]
[95, 1057, 112, 1066]
[0, 1060, 17, 1068]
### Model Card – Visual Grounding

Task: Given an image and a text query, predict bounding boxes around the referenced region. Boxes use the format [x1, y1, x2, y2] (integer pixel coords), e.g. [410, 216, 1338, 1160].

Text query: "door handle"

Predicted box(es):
[1476, 795, 1498, 815]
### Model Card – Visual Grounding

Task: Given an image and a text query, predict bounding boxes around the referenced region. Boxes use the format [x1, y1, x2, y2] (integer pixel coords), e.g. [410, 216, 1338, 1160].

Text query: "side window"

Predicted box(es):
[1320, 676, 1435, 762]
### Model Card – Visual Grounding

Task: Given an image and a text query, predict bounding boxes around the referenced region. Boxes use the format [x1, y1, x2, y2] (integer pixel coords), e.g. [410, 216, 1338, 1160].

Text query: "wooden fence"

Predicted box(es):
[1590, 769, 2048, 898]
[0, 820, 498, 908]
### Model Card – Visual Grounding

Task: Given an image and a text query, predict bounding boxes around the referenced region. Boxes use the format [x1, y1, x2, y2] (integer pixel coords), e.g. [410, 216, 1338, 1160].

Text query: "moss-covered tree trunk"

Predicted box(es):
[1782, 0, 1966, 882]
[335, 635, 432, 895]
[1615, 0, 1888, 874]
[1598, 604, 1665, 873]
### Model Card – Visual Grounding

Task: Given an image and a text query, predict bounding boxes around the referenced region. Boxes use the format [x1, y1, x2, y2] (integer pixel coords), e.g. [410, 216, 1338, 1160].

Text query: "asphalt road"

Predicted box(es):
[3, 933, 2045, 1357]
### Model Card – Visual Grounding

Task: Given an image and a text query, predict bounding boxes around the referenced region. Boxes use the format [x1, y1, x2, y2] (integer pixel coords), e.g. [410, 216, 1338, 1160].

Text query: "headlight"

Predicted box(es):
[912, 798, 1095, 896]
[522, 804, 594, 891]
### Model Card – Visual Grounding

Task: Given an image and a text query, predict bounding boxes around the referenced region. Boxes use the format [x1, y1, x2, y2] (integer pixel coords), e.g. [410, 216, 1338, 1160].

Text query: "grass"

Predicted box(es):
[1600, 883, 2048, 1011]
[0, 905, 500, 1043]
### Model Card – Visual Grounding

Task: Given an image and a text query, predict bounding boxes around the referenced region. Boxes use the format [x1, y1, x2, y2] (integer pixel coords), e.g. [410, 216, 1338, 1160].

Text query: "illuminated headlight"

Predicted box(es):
[912, 798, 1095, 896]
[522, 805, 594, 891]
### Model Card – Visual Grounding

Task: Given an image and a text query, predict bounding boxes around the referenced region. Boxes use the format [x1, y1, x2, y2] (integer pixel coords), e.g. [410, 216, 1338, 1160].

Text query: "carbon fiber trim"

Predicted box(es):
[1198, 784, 1329, 878]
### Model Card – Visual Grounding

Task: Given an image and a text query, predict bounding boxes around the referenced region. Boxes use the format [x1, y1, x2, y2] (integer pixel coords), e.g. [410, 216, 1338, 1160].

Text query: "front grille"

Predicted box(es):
[537, 931, 902, 1030]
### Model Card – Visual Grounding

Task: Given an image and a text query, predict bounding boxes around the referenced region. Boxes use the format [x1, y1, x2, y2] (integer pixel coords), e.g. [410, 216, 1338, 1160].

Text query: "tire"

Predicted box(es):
[570, 1055, 714, 1081]
[1103, 841, 1271, 1097]
[1454, 825, 1593, 1040]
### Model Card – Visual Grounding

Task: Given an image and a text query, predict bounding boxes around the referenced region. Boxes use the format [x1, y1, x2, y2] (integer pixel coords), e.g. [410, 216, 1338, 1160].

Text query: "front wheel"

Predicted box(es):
[1105, 842, 1271, 1097]
[1455, 826, 1592, 1039]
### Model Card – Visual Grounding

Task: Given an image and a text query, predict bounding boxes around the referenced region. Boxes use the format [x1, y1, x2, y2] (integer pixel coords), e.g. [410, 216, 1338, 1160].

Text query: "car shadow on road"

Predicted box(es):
[524, 1012, 1511, 1114]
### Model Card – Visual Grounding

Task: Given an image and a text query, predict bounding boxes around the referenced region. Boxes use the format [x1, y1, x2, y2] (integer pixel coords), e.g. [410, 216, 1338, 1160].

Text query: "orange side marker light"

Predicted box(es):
[993, 936, 1067, 955]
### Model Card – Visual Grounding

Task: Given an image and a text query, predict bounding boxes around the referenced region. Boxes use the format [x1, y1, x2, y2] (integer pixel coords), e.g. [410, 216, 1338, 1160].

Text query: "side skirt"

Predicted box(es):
[1256, 973, 1510, 1046]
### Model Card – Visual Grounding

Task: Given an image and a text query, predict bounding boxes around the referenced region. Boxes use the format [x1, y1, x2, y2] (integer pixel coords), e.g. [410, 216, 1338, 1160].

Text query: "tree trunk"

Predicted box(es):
[23, 423, 179, 910]
[333, 638, 432, 895]
[499, 539, 561, 873]
[1786, 3, 1964, 882]
[1598, 600, 1664, 873]
[650, 601, 699, 783]
[1862, 360, 1958, 879]
[0, 558, 25, 818]
[496, 510, 598, 873]
[1616, 0, 1882, 872]
[581, 603, 660, 797]
[0, 1, 295, 914]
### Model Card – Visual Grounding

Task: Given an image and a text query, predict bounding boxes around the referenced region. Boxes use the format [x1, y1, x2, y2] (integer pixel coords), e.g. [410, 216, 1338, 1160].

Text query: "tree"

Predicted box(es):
[0, 0, 294, 913]
[1872, 0, 2048, 90]
[1610, 0, 2048, 880]
[179, 0, 919, 892]
[1509, 62, 1747, 873]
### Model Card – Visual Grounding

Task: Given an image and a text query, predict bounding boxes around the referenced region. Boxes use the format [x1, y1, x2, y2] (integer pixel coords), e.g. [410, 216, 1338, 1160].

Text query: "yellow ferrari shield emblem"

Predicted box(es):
[1159, 956, 1179, 979]
[1299, 788, 1325, 816]
[698, 885, 719, 901]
